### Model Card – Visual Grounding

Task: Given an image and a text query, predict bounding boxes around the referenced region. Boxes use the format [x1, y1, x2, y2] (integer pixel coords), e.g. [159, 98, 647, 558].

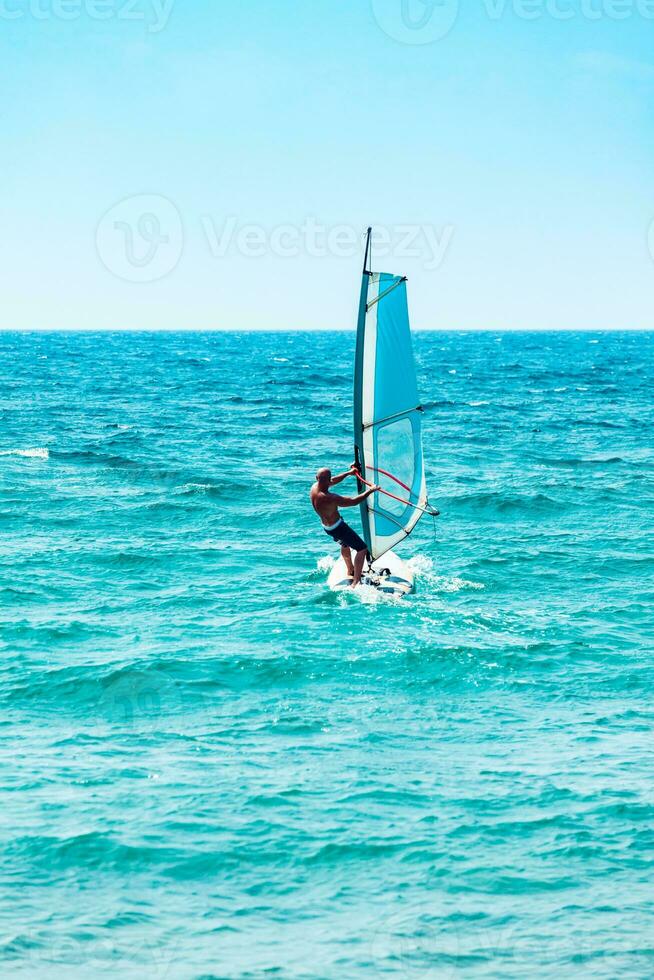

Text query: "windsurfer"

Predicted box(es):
[310, 466, 379, 587]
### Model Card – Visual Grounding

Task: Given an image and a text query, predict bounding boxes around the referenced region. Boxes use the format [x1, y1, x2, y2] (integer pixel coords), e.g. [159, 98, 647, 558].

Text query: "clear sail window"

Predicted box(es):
[374, 418, 415, 519]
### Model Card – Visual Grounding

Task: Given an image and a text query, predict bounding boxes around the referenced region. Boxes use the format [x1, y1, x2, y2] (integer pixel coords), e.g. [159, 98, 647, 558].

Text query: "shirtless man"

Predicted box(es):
[310, 465, 379, 587]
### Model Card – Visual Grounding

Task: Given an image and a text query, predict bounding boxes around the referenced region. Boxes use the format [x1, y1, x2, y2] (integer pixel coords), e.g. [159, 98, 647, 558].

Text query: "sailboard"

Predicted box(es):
[328, 227, 437, 597]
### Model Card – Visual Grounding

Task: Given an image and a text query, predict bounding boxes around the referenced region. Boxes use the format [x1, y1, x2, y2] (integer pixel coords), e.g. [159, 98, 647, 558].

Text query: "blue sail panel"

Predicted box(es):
[373, 278, 419, 423]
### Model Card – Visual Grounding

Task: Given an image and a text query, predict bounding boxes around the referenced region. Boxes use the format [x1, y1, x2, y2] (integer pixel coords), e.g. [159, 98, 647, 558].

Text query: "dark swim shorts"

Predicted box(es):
[323, 519, 367, 553]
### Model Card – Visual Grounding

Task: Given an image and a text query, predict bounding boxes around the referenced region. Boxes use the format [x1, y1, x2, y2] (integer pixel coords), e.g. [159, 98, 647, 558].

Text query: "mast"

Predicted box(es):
[353, 227, 373, 552]
[362, 226, 372, 276]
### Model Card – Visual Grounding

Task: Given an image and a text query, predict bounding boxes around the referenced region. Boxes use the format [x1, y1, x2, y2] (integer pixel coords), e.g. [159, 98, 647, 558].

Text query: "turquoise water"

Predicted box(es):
[2, 330, 653, 978]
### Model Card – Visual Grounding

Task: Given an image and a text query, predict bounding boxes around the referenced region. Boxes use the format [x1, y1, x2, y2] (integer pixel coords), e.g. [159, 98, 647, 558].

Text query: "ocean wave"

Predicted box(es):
[0, 447, 49, 459]
[305, 840, 404, 864]
[173, 482, 223, 497]
[531, 454, 626, 467]
[446, 491, 561, 514]
[49, 448, 249, 493]
[0, 586, 42, 602]
[1, 619, 108, 649]
[408, 555, 484, 592]
[570, 418, 625, 430]
[422, 398, 455, 409]
[2, 660, 212, 722]
[6, 832, 173, 875]
[174, 356, 211, 366]
[434, 575, 485, 593]
[52, 448, 141, 469]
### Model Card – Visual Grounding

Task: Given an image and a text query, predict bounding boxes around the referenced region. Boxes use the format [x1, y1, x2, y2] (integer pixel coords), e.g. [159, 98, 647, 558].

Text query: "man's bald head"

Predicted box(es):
[315, 468, 331, 487]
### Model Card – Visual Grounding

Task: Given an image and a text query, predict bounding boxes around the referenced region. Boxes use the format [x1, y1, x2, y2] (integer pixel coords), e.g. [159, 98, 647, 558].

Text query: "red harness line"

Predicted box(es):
[366, 464, 412, 494]
[353, 469, 438, 517]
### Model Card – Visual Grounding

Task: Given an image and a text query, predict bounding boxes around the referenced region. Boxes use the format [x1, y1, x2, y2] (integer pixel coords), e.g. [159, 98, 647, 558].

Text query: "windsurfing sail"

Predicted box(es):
[353, 227, 431, 561]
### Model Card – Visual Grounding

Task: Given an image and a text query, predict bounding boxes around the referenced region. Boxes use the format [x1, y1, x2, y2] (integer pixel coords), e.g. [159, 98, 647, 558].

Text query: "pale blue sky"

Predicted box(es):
[1, 0, 652, 329]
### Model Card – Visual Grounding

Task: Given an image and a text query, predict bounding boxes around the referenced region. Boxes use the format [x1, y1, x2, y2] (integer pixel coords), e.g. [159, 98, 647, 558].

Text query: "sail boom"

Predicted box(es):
[362, 405, 422, 432]
[365, 276, 407, 312]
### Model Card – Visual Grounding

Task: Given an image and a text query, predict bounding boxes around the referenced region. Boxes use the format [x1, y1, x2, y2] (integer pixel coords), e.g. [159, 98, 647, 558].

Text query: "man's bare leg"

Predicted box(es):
[352, 548, 367, 587]
[340, 545, 354, 578]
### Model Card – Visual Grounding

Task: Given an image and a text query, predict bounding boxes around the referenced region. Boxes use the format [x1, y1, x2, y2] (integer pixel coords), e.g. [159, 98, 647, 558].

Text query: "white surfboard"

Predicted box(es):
[327, 549, 414, 597]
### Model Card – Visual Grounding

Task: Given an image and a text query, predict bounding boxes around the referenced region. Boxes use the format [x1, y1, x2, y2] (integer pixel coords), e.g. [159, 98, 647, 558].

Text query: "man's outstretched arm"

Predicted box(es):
[326, 486, 379, 508]
[329, 466, 358, 487]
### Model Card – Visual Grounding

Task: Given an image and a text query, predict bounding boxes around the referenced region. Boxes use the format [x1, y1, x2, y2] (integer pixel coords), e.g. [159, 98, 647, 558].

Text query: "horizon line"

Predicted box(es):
[1, 327, 652, 334]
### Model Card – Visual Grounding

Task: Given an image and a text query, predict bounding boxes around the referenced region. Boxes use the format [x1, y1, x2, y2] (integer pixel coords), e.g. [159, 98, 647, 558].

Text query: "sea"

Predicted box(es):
[1, 330, 653, 979]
